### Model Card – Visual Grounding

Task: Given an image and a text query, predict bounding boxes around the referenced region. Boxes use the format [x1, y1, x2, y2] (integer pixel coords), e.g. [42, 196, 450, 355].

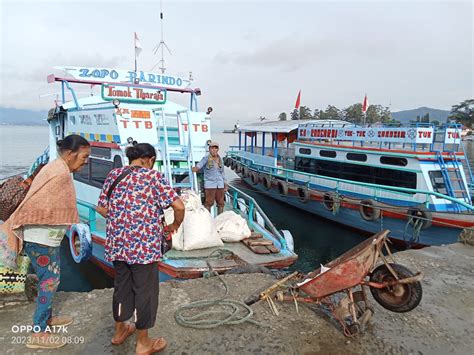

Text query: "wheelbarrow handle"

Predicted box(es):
[363, 272, 424, 289]
[245, 271, 299, 306]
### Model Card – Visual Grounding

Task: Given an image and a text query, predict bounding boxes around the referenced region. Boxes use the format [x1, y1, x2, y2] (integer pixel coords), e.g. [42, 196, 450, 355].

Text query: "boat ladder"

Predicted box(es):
[154, 107, 198, 192]
[436, 151, 471, 210]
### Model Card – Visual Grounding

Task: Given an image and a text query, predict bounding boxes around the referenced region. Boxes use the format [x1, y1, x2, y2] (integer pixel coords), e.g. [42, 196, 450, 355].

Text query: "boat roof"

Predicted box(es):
[238, 119, 353, 133]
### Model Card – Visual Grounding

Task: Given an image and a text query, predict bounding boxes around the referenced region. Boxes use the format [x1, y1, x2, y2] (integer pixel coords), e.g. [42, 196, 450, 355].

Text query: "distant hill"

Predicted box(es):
[0, 107, 48, 126]
[391, 107, 451, 123]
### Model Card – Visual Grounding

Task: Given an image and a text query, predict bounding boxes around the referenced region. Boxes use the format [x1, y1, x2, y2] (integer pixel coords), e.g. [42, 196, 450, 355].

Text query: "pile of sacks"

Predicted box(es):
[164, 191, 251, 251]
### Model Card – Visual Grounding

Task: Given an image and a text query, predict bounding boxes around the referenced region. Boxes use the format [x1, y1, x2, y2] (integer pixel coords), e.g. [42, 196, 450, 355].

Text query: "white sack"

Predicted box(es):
[214, 211, 251, 242]
[177, 206, 223, 250]
[163, 207, 185, 249]
[180, 190, 202, 211]
[164, 189, 201, 250]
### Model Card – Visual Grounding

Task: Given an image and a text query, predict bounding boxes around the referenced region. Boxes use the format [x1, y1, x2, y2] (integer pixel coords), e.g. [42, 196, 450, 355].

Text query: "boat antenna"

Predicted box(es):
[151, 0, 172, 73]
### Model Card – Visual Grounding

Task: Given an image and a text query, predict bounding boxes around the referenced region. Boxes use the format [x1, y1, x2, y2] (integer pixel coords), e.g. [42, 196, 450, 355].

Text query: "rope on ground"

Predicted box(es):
[174, 249, 266, 329]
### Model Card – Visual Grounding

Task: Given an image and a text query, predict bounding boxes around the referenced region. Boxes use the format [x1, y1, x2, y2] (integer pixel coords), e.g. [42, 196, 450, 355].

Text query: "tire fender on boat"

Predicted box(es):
[322, 192, 336, 211]
[297, 186, 310, 203]
[262, 175, 272, 190]
[407, 206, 432, 229]
[230, 160, 237, 170]
[279, 229, 294, 252]
[359, 199, 381, 221]
[277, 180, 289, 195]
[235, 163, 242, 174]
[243, 166, 249, 178]
[251, 172, 259, 185]
[224, 157, 231, 167]
[68, 223, 92, 263]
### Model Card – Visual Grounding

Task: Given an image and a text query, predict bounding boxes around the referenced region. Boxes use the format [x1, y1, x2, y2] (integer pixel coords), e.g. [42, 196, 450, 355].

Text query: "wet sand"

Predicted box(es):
[0, 242, 472, 354]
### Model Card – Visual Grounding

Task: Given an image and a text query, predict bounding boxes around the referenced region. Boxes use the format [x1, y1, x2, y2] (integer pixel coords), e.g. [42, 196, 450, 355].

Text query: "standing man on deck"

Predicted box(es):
[192, 141, 228, 214]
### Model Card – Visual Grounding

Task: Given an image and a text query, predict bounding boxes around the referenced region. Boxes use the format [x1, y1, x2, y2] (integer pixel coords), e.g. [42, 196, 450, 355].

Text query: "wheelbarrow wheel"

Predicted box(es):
[369, 263, 422, 313]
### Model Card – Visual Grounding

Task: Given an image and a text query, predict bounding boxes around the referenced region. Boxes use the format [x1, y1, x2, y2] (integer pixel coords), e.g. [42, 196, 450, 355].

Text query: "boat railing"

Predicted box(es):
[227, 151, 474, 212]
[225, 185, 287, 249]
[76, 199, 99, 234]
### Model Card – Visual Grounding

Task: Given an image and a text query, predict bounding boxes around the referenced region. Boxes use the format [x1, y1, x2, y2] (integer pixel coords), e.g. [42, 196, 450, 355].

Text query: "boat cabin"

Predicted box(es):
[228, 120, 473, 212]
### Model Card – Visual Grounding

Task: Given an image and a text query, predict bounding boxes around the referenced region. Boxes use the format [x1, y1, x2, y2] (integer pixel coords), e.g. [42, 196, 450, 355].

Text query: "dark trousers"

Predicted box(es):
[204, 188, 225, 210]
[112, 261, 159, 330]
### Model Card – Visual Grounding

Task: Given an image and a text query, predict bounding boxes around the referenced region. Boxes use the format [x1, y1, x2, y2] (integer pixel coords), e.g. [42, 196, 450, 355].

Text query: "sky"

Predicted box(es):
[0, 0, 472, 130]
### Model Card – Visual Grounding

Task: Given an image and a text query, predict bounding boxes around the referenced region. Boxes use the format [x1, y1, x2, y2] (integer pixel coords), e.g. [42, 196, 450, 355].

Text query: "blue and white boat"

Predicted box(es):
[225, 119, 474, 246]
[32, 67, 297, 280]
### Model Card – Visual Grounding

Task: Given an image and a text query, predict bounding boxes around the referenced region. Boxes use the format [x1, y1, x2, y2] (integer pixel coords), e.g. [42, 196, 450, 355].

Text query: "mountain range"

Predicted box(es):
[0, 106, 452, 126]
[0, 107, 49, 126]
[391, 107, 451, 123]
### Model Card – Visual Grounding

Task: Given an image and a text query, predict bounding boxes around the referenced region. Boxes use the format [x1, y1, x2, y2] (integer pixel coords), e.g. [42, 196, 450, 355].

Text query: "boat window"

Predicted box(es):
[73, 158, 113, 188]
[319, 150, 337, 158]
[113, 155, 123, 168]
[90, 159, 113, 186]
[294, 157, 416, 191]
[380, 156, 408, 166]
[428, 171, 447, 194]
[346, 153, 367, 162]
[91, 147, 111, 159]
[299, 148, 312, 155]
[73, 160, 90, 183]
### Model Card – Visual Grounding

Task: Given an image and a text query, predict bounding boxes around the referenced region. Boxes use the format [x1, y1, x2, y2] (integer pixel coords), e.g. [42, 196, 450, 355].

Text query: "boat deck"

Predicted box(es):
[160, 241, 296, 278]
[164, 240, 293, 267]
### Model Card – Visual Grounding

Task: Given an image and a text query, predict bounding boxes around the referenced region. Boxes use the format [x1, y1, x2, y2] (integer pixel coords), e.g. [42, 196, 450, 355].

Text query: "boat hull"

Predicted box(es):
[239, 175, 464, 246]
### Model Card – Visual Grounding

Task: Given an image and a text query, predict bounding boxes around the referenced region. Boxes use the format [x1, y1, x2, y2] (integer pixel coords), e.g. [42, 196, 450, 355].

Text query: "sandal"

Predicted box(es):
[111, 323, 136, 345]
[136, 337, 167, 355]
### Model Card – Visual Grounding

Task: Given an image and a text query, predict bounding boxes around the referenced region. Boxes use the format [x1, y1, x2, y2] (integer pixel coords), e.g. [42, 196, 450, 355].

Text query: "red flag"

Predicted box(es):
[295, 90, 301, 109]
[362, 94, 369, 113]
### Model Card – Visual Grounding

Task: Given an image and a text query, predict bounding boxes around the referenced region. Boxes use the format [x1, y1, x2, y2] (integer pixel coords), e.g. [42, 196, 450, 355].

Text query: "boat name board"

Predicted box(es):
[102, 83, 167, 104]
[298, 125, 440, 144]
[54, 66, 189, 90]
[116, 108, 209, 133]
[445, 129, 461, 144]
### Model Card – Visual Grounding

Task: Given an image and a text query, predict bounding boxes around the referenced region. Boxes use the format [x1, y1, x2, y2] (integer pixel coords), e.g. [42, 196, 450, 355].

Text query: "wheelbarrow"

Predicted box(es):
[245, 230, 423, 337]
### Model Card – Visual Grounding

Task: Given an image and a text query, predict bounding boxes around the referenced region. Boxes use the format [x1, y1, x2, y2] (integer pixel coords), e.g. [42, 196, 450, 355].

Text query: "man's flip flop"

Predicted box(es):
[136, 337, 167, 355]
[111, 323, 136, 345]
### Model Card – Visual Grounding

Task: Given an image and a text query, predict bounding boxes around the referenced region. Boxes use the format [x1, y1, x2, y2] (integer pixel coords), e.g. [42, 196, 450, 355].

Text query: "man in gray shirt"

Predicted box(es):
[192, 141, 228, 214]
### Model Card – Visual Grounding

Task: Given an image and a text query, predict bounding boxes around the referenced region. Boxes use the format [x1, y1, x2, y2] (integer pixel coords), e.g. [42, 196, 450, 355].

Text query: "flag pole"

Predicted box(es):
[134, 33, 138, 73]
[362, 94, 368, 126]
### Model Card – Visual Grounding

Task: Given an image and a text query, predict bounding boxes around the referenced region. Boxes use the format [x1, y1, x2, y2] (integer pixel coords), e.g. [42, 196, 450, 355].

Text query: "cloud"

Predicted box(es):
[214, 34, 394, 72]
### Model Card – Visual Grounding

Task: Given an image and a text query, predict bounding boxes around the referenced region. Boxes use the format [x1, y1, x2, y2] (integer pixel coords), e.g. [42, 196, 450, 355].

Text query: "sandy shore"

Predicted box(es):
[0, 242, 473, 354]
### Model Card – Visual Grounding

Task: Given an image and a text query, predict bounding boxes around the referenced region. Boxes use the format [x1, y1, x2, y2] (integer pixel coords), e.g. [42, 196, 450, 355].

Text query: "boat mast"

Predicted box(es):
[152, 0, 172, 73]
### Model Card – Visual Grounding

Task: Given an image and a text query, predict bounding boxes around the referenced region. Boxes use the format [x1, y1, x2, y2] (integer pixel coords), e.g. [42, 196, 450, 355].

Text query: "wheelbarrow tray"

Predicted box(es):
[299, 230, 388, 298]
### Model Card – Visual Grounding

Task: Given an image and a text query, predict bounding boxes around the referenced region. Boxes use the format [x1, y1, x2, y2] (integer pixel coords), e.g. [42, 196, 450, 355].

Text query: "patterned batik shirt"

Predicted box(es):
[98, 166, 179, 264]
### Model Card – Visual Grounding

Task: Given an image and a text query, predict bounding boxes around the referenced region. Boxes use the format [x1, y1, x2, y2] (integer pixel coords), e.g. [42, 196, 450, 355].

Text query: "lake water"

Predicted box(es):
[1, 125, 473, 291]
